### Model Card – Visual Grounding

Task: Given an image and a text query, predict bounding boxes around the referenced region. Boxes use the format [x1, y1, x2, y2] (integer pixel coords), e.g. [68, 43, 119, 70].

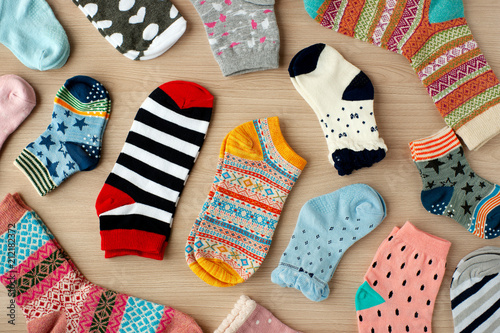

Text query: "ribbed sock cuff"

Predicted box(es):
[100, 229, 166, 259]
[217, 47, 279, 77]
[266, 117, 307, 170]
[455, 103, 500, 151]
[396, 222, 451, 262]
[14, 149, 56, 196]
[104, 241, 167, 260]
[0, 193, 31, 234]
[409, 127, 461, 162]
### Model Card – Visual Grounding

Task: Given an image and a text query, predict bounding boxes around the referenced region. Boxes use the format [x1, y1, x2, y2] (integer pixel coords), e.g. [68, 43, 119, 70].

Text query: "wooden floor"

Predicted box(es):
[1, 0, 500, 332]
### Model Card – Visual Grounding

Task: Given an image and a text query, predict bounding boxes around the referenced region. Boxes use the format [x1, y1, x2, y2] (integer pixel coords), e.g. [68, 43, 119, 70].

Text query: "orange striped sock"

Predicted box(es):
[409, 127, 500, 239]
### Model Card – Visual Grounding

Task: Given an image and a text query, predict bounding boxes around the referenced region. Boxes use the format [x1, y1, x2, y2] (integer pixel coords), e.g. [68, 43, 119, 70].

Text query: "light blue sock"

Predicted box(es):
[271, 183, 386, 302]
[0, 0, 70, 70]
[14, 76, 111, 196]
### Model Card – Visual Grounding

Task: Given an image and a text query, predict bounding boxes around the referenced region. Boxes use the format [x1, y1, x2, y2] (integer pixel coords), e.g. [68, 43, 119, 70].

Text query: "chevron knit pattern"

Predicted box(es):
[0, 193, 203, 332]
[188, 117, 307, 287]
[96, 81, 213, 260]
[306, 0, 500, 150]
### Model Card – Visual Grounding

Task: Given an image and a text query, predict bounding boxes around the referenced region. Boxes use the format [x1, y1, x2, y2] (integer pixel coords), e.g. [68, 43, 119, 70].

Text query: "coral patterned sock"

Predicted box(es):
[410, 127, 500, 239]
[304, 0, 500, 150]
[191, 117, 307, 286]
[355, 222, 450, 333]
[0, 193, 202, 332]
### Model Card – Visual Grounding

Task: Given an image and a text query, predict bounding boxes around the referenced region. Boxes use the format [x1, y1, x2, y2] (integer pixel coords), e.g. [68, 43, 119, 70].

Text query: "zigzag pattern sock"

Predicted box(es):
[72, 0, 186, 60]
[96, 81, 213, 260]
[355, 222, 450, 333]
[271, 184, 386, 302]
[189, 117, 307, 286]
[289, 43, 387, 176]
[0, 193, 202, 332]
[15, 75, 111, 196]
[305, 0, 500, 150]
[410, 127, 500, 239]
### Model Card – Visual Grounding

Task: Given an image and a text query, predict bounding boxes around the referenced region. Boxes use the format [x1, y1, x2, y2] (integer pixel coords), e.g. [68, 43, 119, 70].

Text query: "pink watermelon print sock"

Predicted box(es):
[0, 193, 202, 332]
[304, 0, 500, 150]
[355, 222, 451, 333]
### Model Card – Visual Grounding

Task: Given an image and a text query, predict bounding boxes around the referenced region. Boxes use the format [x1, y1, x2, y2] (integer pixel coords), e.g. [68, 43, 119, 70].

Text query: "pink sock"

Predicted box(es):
[0, 75, 36, 150]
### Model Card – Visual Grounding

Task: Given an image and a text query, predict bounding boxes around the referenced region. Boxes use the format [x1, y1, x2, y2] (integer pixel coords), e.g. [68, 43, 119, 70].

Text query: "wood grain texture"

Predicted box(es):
[1, 0, 500, 331]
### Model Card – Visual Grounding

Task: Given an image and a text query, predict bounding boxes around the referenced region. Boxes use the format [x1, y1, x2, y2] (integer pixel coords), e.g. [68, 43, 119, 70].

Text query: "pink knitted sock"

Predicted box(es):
[0, 75, 36, 150]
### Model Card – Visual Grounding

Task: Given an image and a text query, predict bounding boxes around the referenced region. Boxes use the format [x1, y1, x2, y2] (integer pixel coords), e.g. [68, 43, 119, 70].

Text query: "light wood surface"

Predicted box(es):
[1, 1, 500, 332]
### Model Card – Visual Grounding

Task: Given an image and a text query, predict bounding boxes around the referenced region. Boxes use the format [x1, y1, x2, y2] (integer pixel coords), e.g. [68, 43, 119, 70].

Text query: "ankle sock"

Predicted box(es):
[271, 184, 386, 302]
[215, 295, 302, 333]
[190, 0, 280, 76]
[71, 0, 186, 60]
[0, 0, 69, 70]
[410, 127, 500, 239]
[0, 75, 36, 151]
[355, 222, 450, 333]
[96, 81, 213, 260]
[15, 75, 111, 196]
[450, 246, 500, 332]
[0, 193, 202, 332]
[304, 0, 500, 150]
[289, 43, 387, 176]
[188, 117, 307, 286]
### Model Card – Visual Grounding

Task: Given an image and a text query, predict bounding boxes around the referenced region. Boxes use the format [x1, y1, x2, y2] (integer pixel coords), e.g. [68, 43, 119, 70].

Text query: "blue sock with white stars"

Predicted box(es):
[289, 43, 387, 176]
[14, 75, 111, 196]
[271, 183, 386, 302]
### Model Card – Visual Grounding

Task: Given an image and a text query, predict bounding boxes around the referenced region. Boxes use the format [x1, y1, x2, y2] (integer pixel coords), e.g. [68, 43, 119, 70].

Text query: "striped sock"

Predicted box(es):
[409, 127, 500, 239]
[450, 246, 500, 332]
[305, 0, 500, 150]
[95, 81, 213, 260]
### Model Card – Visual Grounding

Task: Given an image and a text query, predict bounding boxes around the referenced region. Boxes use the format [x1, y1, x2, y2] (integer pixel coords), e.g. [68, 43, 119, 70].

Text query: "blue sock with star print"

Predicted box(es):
[14, 75, 111, 196]
[271, 183, 386, 302]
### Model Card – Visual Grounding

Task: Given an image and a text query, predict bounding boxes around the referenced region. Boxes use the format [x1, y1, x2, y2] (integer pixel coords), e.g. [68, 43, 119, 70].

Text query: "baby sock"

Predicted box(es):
[450, 246, 500, 332]
[15, 76, 111, 196]
[190, 117, 307, 286]
[410, 127, 500, 239]
[289, 43, 387, 176]
[271, 184, 386, 302]
[304, 0, 500, 150]
[96, 81, 213, 260]
[215, 295, 302, 333]
[0, 193, 202, 332]
[72, 0, 186, 60]
[355, 222, 450, 333]
[0, 75, 36, 151]
[0, 0, 69, 70]
[190, 0, 280, 76]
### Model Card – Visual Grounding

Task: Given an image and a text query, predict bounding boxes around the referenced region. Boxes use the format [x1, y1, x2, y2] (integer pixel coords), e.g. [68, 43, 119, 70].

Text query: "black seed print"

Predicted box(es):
[420, 285, 425, 291]
[372, 261, 378, 268]
[371, 328, 375, 333]
[386, 272, 391, 278]
[388, 236, 393, 241]
[387, 253, 392, 260]
[434, 274, 438, 280]
[406, 325, 410, 332]
[417, 270, 421, 276]
[415, 312, 419, 318]
[395, 309, 399, 316]
[427, 300, 431, 306]
[373, 280, 378, 286]
[359, 315, 363, 322]
[408, 296, 412, 302]
[377, 310, 381, 317]
[388, 325, 392, 332]
[402, 280, 407, 286]
[424, 326, 428, 332]
[388, 291, 393, 298]
[428, 259, 433, 265]
[401, 263, 406, 269]
[401, 246, 406, 251]
[414, 253, 419, 259]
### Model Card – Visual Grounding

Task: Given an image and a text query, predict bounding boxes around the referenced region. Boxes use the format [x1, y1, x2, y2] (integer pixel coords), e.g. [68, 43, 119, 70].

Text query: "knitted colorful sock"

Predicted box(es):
[190, 0, 280, 76]
[72, 0, 186, 60]
[96, 81, 213, 260]
[450, 246, 500, 332]
[305, 0, 500, 150]
[0, 75, 36, 151]
[355, 222, 450, 333]
[0, 193, 203, 332]
[410, 127, 500, 239]
[215, 295, 302, 333]
[191, 117, 307, 286]
[271, 184, 386, 302]
[0, 0, 69, 70]
[289, 43, 387, 176]
[14, 76, 111, 196]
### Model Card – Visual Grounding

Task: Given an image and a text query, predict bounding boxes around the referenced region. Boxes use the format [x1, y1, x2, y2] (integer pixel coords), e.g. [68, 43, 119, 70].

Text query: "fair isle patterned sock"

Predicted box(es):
[410, 127, 500, 239]
[289, 43, 387, 176]
[96, 81, 213, 260]
[450, 246, 500, 332]
[190, 0, 280, 76]
[72, 0, 187, 60]
[191, 117, 307, 286]
[271, 184, 386, 302]
[0, 193, 202, 332]
[305, 0, 500, 150]
[14, 76, 111, 196]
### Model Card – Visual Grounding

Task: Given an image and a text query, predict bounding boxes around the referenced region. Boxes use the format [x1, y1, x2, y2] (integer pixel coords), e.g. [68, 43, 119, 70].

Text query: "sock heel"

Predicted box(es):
[64, 142, 100, 171]
[420, 186, 454, 215]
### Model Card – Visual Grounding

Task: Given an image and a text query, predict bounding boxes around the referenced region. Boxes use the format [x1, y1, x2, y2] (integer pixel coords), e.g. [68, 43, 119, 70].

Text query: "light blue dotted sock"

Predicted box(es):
[14, 76, 111, 196]
[271, 183, 386, 302]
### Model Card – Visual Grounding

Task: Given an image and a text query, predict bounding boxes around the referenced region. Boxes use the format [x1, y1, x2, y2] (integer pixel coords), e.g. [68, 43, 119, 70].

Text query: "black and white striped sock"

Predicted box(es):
[95, 81, 213, 260]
